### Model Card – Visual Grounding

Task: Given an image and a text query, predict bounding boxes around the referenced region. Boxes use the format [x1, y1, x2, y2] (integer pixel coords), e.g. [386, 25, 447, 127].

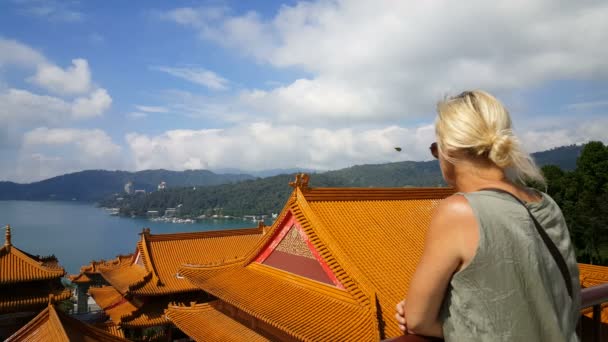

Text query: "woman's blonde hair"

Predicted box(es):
[435, 90, 545, 186]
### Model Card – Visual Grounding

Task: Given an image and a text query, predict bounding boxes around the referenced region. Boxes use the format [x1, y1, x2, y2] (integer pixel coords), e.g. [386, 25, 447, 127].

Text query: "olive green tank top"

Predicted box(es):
[439, 190, 581, 341]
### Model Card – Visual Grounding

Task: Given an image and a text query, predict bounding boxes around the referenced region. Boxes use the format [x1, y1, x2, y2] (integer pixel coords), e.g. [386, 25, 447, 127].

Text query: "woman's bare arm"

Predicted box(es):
[400, 194, 478, 337]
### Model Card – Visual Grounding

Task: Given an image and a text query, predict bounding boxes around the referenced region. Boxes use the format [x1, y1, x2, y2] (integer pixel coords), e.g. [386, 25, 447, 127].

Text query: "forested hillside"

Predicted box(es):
[542, 142, 608, 265]
[100, 144, 584, 218]
[0, 169, 254, 202]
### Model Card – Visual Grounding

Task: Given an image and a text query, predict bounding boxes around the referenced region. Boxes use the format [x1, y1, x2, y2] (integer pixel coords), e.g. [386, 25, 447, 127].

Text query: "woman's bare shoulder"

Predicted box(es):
[433, 194, 475, 223]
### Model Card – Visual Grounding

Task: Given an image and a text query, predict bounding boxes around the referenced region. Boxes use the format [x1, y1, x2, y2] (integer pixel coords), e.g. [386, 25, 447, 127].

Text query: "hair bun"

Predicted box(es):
[488, 132, 514, 168]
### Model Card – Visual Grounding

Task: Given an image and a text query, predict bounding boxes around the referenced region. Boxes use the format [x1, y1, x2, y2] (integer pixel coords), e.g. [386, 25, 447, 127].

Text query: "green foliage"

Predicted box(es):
[99, 144, 585, 219]
[100, 162, 446, 217]
[56, 300, 74, 314]
[542, 141, 608, 265]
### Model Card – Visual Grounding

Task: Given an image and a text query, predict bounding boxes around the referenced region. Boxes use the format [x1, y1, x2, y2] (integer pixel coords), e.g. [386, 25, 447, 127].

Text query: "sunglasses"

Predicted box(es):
[430, 142, 439, 159]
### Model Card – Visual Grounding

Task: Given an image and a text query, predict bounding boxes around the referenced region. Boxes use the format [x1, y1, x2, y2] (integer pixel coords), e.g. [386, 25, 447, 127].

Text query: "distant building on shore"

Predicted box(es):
[158, 181, 166, 191]
[124, 181, 133, 195]
[146, 210, 159, 217]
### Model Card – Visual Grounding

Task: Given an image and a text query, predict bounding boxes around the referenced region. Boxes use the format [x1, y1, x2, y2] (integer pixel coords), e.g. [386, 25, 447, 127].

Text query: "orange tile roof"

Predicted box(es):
[578, 263, 608, 324]
[69, 255, 134, 285]
[5, 303, 129, 342]
[88, 286, 140, 325]
[97, 227, 264, 296]
[0, 286, 71, 314]
[98, 262, 150, 295]
[579, 263, 608, 288]
[89, 285, 204, 328]
[180, 177, 454, 341]
[1, 225, 66, 284]
[93, 322, 125, 339]
[165, 300, 270, 342]
[68, 273, 93, 284]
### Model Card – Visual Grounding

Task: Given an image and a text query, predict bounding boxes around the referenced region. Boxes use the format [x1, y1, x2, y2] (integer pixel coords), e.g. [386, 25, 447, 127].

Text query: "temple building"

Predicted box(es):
[166, 174, 455, 341]
[86, 226, 265, 341]
[5, 300, 129, 342]
[69, 256, 130, 314]
[0, 225, 72, 339]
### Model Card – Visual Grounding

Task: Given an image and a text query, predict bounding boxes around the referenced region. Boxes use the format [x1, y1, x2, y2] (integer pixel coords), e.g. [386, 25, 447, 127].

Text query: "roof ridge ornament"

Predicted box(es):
[289, 173, 310, 190]
[4, 224, 11, 247]
[140, 227, 151, 236]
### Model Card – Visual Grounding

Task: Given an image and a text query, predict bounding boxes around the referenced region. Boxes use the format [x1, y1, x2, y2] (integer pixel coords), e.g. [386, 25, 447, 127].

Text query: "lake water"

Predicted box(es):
[0, 201, 258, 274]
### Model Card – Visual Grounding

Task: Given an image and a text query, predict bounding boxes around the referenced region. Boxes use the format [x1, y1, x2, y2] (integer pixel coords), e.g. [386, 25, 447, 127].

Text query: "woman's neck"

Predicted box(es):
[451, 160, 510, 192]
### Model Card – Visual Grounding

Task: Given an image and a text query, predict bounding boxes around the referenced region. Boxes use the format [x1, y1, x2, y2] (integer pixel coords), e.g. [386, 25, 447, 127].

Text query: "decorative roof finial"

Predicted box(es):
[289, 173, 310, 190]
[140, 227, 151, 236]
[4, 224, 11, 247]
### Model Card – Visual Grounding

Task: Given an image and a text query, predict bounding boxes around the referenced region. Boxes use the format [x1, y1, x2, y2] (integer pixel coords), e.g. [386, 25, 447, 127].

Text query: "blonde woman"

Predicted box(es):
[395, 91, 580, 341]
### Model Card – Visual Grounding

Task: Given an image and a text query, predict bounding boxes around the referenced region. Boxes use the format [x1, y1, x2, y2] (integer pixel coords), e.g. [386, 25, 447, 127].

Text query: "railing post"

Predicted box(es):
[592, 304, 601, 342]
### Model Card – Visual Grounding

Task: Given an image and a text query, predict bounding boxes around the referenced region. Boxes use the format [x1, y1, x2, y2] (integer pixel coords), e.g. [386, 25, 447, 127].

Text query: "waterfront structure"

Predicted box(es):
[5, 301, 128, 342]
[124, 182, 133, 195]
[167, 174, 454, 341]
[0, 225, 71, 339]
[87, 226, 265, 341]
[157, 181, 166, 191]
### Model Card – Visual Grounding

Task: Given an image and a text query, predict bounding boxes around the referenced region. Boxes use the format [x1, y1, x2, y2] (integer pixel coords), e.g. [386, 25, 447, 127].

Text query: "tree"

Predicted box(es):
[543, 141, 608, 265]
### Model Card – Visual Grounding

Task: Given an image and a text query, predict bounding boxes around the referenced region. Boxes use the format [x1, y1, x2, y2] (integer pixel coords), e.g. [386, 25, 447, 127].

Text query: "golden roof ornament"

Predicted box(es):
[4, 224, 11, 247]
[289, 173, 310, 190]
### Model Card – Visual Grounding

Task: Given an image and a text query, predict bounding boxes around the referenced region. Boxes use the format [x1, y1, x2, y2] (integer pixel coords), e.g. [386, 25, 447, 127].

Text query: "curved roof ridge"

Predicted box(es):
[0, 244, 66, 284]
[146, 227, 262, 242]
[302, 186, 454, 201]
[138, 228, 161, 285]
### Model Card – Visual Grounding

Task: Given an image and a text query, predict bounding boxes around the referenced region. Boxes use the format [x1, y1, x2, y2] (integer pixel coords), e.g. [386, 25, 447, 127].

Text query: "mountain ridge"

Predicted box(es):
[0, 144, 582, 202]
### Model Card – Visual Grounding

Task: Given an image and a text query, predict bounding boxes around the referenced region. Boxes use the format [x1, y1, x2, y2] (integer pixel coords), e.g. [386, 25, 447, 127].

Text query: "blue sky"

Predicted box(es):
[1, 0, 607, 182]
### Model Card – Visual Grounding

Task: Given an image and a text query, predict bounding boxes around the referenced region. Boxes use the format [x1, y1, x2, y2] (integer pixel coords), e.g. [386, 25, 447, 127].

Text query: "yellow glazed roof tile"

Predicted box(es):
[5, 304, 129, 342]
[94, 227, 263, 296]
[0, 284, 71, 314]
[181, 178, 454, 341]
[166, 300, 270, 342]
[181, 260, 378, 341]
[1, 225, 66, 284]
[578, 263, 608, 324]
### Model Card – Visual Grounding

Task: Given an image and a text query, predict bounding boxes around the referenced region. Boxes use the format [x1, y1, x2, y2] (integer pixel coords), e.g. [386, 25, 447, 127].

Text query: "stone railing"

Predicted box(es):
[384, 282, 608, 342]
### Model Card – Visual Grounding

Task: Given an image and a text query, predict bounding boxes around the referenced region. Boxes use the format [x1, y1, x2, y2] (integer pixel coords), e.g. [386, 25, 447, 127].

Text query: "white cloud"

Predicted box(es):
[71, 88, 112, 119]
[152, 66, 230, 90]
[126, 122, 436, 172]
[566, 100, 608, 112]
[30, 58, 92, 95]
[135, 105, 169, 113]
[164, 1, 608, 123]
[126, 116, 608, 173]
[0, 39, 111, 133]
[13, 0, 83, 22]
[521, 117, 608, 152]
[0, 88, 71, 125]
[0, 87, 112, 124]
[16, 127, 124, 182]
[0, 37, 46, 68]
[127, 111, 148, 119]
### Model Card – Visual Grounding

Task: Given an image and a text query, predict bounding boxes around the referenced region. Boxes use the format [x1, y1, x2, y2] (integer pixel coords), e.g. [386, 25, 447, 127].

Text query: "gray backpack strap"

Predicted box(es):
[479, 188, 573, 299]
